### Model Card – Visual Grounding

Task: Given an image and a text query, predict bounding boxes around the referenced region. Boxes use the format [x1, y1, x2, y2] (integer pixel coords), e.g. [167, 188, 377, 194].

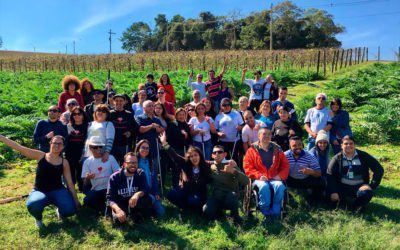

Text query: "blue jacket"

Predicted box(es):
[330, 110, 352, 142]
[33, 119, 68, 152]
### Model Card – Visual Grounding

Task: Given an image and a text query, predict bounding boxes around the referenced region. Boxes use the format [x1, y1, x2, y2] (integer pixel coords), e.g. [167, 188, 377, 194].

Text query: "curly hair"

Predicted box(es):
[61, 75, 81, 92]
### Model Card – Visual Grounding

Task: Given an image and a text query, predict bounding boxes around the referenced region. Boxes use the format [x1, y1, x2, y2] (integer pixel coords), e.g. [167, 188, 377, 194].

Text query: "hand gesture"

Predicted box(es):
[123, 131, 131, 138]
[46, 131, 55, 139]
[223, 160, 236, 174]
[116, 209, 127, 223]
[289, 129, 296, 136]
[159, 131, 167, 146]
[86, 172, 95, 180]
[217, 132, 226, 138]
[102, 152, 109, 163]
[129, 194, 139, 208]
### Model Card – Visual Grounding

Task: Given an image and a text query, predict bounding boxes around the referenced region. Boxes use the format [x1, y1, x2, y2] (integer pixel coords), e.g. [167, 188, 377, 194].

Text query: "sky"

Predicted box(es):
[0, 0, 399, 60]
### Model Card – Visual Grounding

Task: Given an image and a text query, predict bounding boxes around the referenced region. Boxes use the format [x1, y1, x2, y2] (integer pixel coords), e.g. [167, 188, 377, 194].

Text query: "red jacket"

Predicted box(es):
[58, 92, 85, 113]
[243, 142, 289, 181]
[157, 83, 176, 104]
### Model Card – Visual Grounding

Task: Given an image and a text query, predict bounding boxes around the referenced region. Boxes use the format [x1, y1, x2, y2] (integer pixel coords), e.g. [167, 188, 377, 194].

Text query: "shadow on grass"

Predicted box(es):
[374, 185, 400, 200]
[362, 202, 400, 223]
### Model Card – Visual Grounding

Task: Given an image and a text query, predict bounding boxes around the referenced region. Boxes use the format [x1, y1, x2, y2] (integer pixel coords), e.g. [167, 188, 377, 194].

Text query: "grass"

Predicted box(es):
[0, 63, 400, 249]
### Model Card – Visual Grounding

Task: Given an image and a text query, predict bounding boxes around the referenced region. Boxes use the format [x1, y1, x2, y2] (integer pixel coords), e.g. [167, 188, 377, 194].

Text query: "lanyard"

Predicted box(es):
[126, 176, 134, 195]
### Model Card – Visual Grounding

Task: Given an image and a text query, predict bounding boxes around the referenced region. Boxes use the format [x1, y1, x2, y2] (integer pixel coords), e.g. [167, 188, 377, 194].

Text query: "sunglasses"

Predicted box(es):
[72, 112, 83, 116]
[140, 146, 150, 150]
[157, 91, 165, 94]
[212, 150, 224, 155]
[188, 109, 194, 112]
[89, 146, 103, 150]
[96, 109, 107, 113]
[67, 103, 77, 106]
[222, 104, 231, 107]
[48, 109, 60, 113]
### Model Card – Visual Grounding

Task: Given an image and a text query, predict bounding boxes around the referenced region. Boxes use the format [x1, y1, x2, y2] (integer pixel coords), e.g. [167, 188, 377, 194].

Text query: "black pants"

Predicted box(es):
[338, 184, 373, 208]
[111, 195, 153, 224]
[203, 192, 239, 219]
[249, 99, 263, 113]
[287, 176, 326, 201]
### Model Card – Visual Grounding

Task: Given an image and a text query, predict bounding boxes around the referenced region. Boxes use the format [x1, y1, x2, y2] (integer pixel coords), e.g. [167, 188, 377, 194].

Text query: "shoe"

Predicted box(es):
[35, 219, 43, 228]
[56, 208, 64, 221]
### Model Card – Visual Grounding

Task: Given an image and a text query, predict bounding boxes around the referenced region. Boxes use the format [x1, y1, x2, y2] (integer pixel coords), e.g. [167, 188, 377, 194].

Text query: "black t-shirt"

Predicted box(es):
[65, 123, 88, 157]
[110, 109, 137, 146]
[145, 82, 158, 101]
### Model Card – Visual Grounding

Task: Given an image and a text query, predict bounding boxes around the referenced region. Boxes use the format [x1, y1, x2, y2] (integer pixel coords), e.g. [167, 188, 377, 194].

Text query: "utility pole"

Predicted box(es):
[270, 3, 273, 51]
[65, 44, 68, 54]
[166, 22, 169, 52]
[108, 29, 116, 54]
[73, 40, 76, 54]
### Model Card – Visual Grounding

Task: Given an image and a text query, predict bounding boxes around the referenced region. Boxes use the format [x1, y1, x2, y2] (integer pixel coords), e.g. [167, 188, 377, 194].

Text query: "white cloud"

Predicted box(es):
[74, 0, 159, 33]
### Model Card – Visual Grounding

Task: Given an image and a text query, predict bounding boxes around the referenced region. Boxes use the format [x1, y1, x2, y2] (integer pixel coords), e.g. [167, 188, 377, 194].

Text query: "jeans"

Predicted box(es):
[307, 137, 316, 151]
[26, 188, 76, 220]
[203, 192, 240, 219]
[253, 180, 286, 216]
[213, 99, 220, 114]
[193, 139, 213, 161]
[83, 189, 107, 212]
[167, 187, 205, 210]
[149, 194, 165, 217]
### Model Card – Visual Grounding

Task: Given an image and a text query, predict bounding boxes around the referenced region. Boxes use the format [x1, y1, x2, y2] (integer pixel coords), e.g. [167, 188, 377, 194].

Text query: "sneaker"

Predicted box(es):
[35, 219, 43, 228]
[56, 208, 63, 221]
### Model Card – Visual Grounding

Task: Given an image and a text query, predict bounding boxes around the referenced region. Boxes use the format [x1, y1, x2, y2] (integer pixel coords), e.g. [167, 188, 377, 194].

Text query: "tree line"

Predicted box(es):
[120, 1, 345, 53]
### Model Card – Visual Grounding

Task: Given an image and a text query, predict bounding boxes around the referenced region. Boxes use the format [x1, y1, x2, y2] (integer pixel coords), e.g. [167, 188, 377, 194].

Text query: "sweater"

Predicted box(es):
[157, 83, 176, 104]
[58, 92, 85, 113]
[33, 119, 68, 152]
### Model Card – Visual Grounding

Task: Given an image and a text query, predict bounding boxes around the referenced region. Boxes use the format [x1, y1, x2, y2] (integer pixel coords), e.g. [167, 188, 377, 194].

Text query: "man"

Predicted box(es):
[271, 87, 297, 121]
[84, 89, 105, 122]
[187, 73, 206, 99]
[101, 79, 116, 104]
[243, 128, 289, 221]
[82, 136, 120, 212]
[135, 100, 164, 174]
[242, 110, 267, 151]
[110, 94, 138, 165]
[203, 145, 249, 224]
[327, 135, 384, 211]
[33, 105, 68, 152]
[145, 74, 158, 102]
[304, 93, 333, 150]
[156, 87, 175, 116]
[214, 98, 244, 162]
[284, 136, 326, 203]
[238, 96, 256, 119]
[106, 152, 152, 224]
[205, 58, 228, 113]
[189, 90, 202, 107]
[241, 69, 265, 112]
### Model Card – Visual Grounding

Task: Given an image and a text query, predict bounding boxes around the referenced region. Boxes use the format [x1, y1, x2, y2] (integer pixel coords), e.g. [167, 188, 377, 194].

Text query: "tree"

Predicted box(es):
[120, 22, 152, 52]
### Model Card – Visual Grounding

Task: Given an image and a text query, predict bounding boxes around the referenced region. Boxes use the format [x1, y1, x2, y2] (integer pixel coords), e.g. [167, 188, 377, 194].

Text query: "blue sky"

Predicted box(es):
[0, 0, 399, 60]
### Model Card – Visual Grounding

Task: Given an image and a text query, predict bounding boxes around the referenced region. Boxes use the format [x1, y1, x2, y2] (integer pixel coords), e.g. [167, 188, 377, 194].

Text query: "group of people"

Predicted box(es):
[0, 61, 384, 228]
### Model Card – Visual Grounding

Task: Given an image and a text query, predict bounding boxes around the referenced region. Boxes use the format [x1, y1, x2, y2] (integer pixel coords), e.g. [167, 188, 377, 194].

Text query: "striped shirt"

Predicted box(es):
[205, 75, 222, 100]
[341, 151, 363, 186]
[285, 150, 320, 179]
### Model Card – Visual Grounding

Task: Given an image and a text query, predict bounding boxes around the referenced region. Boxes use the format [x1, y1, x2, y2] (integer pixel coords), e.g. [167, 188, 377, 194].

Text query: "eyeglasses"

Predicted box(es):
[72, 112, 83, 116]
[89, 146, 103, 150]
[48, 109, 60, 113]
[317, 97, 326, 100]
[212, 150, 224, 155]
[125, 161, 138, 165]
[67, 103, 77, 107]
[188, 109, 194, 112]
[140, 146, 150, 150]
[51, 142, 63, 146]
[157, 91, 165, 94]
[96, 109, 107, 113]
[222, 104, 231, 107]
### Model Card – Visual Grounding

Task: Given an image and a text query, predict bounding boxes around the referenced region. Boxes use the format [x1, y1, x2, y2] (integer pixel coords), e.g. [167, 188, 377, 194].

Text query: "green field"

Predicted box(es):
[0, 62, 399, 249]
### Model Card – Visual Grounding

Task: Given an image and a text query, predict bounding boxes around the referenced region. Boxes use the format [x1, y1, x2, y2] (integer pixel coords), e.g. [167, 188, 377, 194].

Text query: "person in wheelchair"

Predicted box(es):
[284, 136, 326, 203]
[203, 145, 249, 224]
[243, 128, 289, 221]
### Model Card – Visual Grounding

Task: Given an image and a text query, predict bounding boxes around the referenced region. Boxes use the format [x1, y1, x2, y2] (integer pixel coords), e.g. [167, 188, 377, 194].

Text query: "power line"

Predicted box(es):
[302, 0, 390, 8]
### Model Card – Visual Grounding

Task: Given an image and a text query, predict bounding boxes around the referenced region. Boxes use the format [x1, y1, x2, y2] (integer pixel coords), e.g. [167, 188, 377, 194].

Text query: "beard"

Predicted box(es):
[126, 167, 137, 174]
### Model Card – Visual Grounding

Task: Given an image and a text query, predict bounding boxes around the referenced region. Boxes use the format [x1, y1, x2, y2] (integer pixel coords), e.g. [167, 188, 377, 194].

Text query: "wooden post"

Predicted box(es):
[335, 49, 339, 71]
[331, 50, 336, 73]
[358, 47, 361, 64]
[361, 47, 365, 63]
[378, 46, 380, 62]
[316, 50, 321, 76]
[323, 49, 326, 77]
[340, 49, 344, 69]
[344, 49, 349, 68]
[349, 49, 353, 66]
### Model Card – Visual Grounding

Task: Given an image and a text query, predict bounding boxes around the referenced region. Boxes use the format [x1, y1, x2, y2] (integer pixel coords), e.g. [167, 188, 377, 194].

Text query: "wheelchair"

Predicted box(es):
[243, 178, 289, 221]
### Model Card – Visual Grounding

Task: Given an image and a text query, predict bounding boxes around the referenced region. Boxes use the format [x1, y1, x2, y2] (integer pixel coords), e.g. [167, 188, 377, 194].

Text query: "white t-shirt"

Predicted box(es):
[304, 107, 332, 135]
[263, 83, 272, 100]
[81, 155, 120, 191]
[242, 120, 267, 143]
[244, 79, 265, 100]
[84, 121, 115, 157]
[214, 111, 244, 142]
[188, 117, 215, 142]
[187, 76, 207, 99]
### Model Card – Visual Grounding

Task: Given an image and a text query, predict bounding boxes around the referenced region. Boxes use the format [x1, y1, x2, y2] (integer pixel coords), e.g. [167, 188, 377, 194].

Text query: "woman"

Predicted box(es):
[134, 139, 165, 217]
[157, 73, 176, 104]
[58, 75, 84, 113]
[160, 133, 211, 212]
[60, 98, 78, 125]
[184, 104, 196, 122]
[0, 135, 80, 228]
[131, 83, 146, 103]
[265, 74, 279, 102]
[84, 104, 115, 163]
[123, 94, 134, 113]
[154, 102, 171, 129]
[330, 98, 352, 155]
[80, 78, 95, 106]
[201, 97, 217, 119]
[132, 90, 147, 118]
[255, 100, 277, 130]
[65, 106, 88, 191]
[166, 108, 193, 187]
[219, 79, 234, 101]
[271, 106, 303, 151]
[188, 103, 217, 161]
[309, 130, 330, 180]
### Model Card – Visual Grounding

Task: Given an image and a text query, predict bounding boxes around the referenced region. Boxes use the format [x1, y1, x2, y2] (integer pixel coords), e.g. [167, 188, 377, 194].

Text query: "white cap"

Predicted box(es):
[87, 136, 106, 146]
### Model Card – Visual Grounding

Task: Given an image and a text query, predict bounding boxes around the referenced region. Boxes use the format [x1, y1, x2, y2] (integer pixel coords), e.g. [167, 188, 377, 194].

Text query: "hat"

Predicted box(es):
[87, 136, 106, 146]
[316, 130, 329, 143]
[93, 89, 103, 95]
[66, 98, 78, 106]
[113, 94, 126, 100]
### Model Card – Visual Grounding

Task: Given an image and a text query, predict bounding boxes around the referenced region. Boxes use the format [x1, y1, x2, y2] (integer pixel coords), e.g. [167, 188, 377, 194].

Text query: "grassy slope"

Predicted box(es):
[0, 63, 399, 249]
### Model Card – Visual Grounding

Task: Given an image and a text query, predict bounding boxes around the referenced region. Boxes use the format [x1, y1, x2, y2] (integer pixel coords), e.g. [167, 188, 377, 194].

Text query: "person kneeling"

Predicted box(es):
[203, 145, 249, 224]
[82, 136, 120, 212]
[106, 153, 152, 225]
[285, 136, 326, 204]
[327, 136, 384, 212]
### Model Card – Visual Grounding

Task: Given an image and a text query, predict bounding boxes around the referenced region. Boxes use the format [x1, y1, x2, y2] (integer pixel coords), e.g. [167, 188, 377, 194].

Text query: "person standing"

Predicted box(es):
[241, 69, 265, 112]
[157, 73, 176, 104]
[187, 73, 207, 99]
[271, 106, 302, 152]
[58, 75, 84, 113]
[327, 136, 384, 212]
[304, 93, 333, 150]
[80, 78, 95, 106]
[33, 105, 68, 152]
[330, 98, 353, 155]
[271, 87, 297, 121]
[84, 89, 105, 122]
[205, 58, 228, 113]
[242, 110, 267, 152]
[145, 74, 158, 102]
